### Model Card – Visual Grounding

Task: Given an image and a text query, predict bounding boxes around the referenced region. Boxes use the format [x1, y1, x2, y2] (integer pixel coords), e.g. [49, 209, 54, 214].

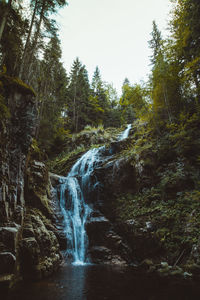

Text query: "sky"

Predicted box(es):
[56, 0, 172, 95]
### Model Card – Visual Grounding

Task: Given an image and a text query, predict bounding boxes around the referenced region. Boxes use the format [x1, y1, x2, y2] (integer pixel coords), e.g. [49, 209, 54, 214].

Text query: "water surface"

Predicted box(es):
[7, 265, 200, 300]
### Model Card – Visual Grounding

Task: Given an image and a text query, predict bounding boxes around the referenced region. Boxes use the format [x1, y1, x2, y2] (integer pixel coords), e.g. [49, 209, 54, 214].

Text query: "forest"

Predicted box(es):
[0, 0, 200, 154]
[1, 0, 200, 299]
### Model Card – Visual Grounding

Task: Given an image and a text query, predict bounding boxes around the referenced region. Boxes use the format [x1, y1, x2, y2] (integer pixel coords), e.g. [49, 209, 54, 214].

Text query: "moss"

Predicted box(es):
[48, 126, 123, 175]
[0, 94, 10, 120]
[50, 145, 87, 175]
[0, 73, 36, 97]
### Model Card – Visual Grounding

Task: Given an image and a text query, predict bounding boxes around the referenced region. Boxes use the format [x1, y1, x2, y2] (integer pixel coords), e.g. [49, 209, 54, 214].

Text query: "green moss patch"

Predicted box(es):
[0, 73, 36, 97]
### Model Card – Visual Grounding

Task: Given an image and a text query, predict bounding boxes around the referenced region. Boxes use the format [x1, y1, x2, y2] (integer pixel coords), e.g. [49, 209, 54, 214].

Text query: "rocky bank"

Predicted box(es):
[0, 75, 63, 291]
[51, 120, 200, 279]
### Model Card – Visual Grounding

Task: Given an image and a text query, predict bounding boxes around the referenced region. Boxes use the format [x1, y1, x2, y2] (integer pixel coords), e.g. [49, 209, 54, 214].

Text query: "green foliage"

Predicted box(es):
[0, 73, 36, 97]
[170, 0, 200, 99]
[66, 58, 91, 132]
[37, 35, 68, 154]
[0, 1, 28, 76]
[50, 144, 87, 175]
[0, 93, 10, 120]
[148, 20, 163, 65]
[49, 126, 122, 174]
[167, 113, 200, 159]
[120, 81, 149, 123]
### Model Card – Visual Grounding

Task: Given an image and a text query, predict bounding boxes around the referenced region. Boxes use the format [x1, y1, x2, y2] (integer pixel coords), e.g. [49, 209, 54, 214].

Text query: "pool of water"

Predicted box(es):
[5, 265, 200, 300]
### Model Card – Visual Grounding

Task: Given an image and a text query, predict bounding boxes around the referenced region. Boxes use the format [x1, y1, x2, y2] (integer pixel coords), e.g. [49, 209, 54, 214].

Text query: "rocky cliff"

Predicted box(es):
[51, 121, 200, 279]
[92, 121, 200, 278]
[0, 75, 62, 291]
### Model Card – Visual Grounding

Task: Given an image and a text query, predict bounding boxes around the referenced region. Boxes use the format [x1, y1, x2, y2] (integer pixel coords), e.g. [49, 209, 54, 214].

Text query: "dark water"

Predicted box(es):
[6, 265, 200, 300]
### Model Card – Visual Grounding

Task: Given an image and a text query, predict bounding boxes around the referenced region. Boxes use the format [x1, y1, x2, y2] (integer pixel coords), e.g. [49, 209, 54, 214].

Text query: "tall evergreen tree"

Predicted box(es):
[0, 0, 13, 42]
[148, 20, 163, 65]
[170, 0, 200, 100]
[91, 66, 110, 125]
[67, 58, 92, 132]
[37, 34, 68, 152]
[19, 0, 68, 82]
[0, 0, 28, 75]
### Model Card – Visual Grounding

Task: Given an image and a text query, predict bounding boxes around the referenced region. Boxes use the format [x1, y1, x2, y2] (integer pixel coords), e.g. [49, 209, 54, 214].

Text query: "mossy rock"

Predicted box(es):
[0, 73, 36, 98]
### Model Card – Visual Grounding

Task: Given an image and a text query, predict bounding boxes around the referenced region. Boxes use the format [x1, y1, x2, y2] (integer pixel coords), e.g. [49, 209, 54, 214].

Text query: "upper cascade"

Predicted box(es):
[118, 124, 132, 141]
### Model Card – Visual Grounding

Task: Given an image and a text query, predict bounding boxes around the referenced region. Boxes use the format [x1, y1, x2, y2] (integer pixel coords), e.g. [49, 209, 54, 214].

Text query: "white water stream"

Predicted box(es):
[59, 124, 132, 265]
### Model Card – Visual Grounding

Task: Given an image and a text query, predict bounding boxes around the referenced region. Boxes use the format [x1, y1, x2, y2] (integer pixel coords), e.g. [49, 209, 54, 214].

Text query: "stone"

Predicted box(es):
[183, 272, 192, 278]
[185, 263, 200, 275]
[19, 209, 62, 280]
[110, 255, 127, 266]
[0, 227, 19, 253]
[86, 215, 111, 246]
[49, 173, 66, 187]
[139, 259, 154, 271]
[0, 252, 16, 274]
[0, 274, 13, 292]
[161, 262, 169, 268]
[89, 246, 112, 262]
[171, 269, 184, 276]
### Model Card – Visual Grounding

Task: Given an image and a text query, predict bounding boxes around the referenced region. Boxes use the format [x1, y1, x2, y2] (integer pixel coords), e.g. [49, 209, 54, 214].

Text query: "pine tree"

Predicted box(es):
[37, 34, 68, 152]
[0, 1, 28, 75]
[67, 58, 92, 132]
[91, 66, 110, 124]
[19, 0, 68, 82]
[148, 20, 163, 65]
[170, 0, 200, 100]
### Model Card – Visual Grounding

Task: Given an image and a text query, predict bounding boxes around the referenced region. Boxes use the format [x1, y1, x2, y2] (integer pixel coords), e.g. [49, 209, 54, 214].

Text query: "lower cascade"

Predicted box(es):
[59, 124, 132, 265]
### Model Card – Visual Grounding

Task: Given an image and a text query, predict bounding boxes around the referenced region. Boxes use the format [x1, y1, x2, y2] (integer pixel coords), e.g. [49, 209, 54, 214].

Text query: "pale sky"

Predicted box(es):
[56, 0, 172, 95]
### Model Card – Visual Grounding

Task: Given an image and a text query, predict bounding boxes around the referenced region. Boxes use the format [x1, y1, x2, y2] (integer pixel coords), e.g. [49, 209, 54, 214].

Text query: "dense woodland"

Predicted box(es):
[1, 0, 200, 291]
[0, 0, 200, 157]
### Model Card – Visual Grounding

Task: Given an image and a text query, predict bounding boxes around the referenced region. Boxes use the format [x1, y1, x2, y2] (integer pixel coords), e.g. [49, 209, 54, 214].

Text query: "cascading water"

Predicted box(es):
[59, 124, 132, 265]
[118, 124, 132, 141]
[59, 147, 105, 265]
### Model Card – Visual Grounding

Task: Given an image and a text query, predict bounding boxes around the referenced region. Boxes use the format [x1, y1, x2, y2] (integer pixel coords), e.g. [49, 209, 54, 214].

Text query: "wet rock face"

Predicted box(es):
[0, 89, 64, 286]
[25, 159, 52, 217]
[0, 91, 37, 225]
[116, 220, 162, 262]
[17, 155, 65, 280]
[94, 154, 136, 218]
[0, 90, 37, 285]
[86, 210, 132, 265]
[0, 252, 16, 275]
[0, 227, 19, 254]
[19, 209, 62, 280]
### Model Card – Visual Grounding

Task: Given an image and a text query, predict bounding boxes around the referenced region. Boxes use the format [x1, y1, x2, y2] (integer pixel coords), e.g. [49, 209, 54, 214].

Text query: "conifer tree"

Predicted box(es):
[67, 58, 92, 132]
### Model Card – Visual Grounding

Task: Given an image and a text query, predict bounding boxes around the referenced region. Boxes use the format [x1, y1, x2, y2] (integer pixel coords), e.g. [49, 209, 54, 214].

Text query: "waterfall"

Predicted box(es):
[59, 125, 132, 265]
[59, 147, 105, 265]
[118, 124, 132, 141]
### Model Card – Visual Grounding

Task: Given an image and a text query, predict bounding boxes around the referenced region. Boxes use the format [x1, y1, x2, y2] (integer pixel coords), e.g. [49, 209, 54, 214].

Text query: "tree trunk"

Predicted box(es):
[162, 84, 172, 123]
[25, 0, 47, 82]
[19, 0, 39, 78]
[76, 111, 79, 133]
[0, 0, 12, 42]
[73, 84, 77, 131]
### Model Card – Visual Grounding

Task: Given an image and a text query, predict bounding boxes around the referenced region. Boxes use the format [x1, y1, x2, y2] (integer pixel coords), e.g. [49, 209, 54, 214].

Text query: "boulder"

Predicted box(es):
[49, 173, 66, 187]
[19, 209, 62, 280]
[0, 252, 16, 275]
[86, 210, 132, 264]
[89, 246, 127, 266]
[0, 227, 19, 253]
[89, 246, 112, 262]
[116, 220, 162, 262]
[86, 215, 111, 246]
